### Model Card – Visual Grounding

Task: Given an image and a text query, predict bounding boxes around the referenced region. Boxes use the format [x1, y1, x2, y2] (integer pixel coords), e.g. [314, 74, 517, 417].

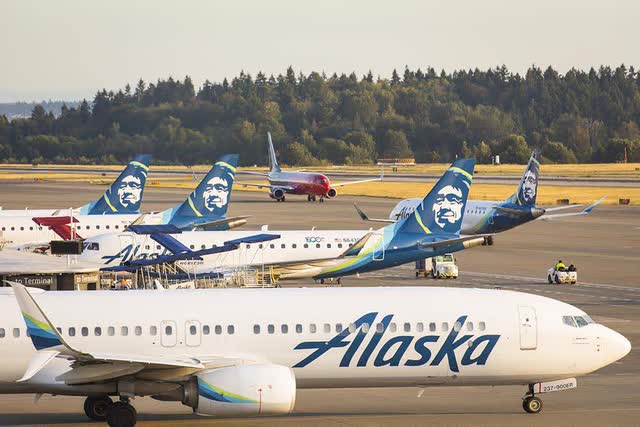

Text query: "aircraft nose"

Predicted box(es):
[604, 328, 631, 363]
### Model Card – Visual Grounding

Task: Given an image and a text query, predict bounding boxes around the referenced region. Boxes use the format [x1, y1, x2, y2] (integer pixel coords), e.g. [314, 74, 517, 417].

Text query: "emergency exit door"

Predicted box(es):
[185, 320, 201, 347]
[518, 306, 537, 350]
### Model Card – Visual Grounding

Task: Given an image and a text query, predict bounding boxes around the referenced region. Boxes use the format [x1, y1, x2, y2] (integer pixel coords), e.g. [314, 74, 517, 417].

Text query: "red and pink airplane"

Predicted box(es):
[239, 133, 382, 202]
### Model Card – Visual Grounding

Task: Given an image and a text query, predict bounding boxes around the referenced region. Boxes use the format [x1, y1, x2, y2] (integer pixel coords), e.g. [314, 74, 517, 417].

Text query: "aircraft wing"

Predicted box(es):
[540, 197, 605, 221]
[9, 281, 208, 384]
[419, 234, 492, 249]
[353, 203, 396, 223]
[330, 172, 383, 187]
[238, 182, 294, 191]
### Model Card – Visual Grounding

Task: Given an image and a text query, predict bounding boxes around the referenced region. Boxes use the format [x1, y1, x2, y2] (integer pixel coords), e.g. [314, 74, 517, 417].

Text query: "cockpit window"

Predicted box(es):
[563, 315, 593, 328]
[86, 242, 99, 251]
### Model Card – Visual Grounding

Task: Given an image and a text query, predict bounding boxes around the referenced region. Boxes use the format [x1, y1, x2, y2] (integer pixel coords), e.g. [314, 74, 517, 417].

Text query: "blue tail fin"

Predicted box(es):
[508, 150, 540, 207]
[396, 158, 475, 235]
[167, 154, 239, 225]
[267, 133, 281, 173]
[79, 154, 151, 215]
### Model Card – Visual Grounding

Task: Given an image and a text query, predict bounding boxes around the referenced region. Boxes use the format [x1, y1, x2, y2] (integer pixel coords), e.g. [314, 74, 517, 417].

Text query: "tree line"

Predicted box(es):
[1, 65, 640, 166]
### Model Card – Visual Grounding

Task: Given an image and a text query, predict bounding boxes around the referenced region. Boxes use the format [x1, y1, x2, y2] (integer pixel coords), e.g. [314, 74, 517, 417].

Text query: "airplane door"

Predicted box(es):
[518, 306, 537, 350]
[160, 320, 177, 347]
[185, 320, 201, 347]
[372, 232, 385, 261]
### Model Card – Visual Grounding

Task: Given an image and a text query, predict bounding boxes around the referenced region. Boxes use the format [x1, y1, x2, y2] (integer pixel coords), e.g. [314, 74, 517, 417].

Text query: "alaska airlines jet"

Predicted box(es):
[0, 283, 630, 426]
[239, 133, 382, 202]
[80, 159, 488, 282]
[0, 154, 152, 217]
[354, 151, 604, 245]
[0, 155, 245, 249]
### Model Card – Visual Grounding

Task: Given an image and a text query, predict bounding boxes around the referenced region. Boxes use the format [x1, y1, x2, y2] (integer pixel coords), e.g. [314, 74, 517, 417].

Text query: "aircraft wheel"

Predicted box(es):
[319, 197, 324, 203]
[337, 278, 341, 285]
[320, 279, 325, 284]
[487, 236, 494, 246]
[84, 396, 113, 421]
[106, 401, 137, 427]
[554, 275, 561, 284]
[547, 275, 553, 284]
[522, 396, 543, 414]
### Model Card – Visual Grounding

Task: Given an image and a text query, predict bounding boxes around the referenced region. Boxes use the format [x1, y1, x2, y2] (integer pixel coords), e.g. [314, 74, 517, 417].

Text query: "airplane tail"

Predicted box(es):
[396, 158, 475, 235]
[508, 150, 540, 207]
[267, 133, 281, 173]
[167, 154, 239, 225]
[79, 154, 151, 215]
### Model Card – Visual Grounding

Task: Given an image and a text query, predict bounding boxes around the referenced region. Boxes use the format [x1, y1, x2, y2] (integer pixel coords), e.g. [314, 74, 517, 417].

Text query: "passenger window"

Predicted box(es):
[108, 326, 115, 336]
[149, 326, 157, 336]
[376, 323, 385, 333]
[86, 225, 90, 229]
[135, 326, 142, 336]
[316, 244, 321, 248]
[68, 327, 76, 337]
[338, 243, 343, 248]
[203, 325, 210, 335]
[253, 325, 260, 334]
[479, 322, 486, 331]
[454, 321, 462, 332]
[189, 325, 197, 335]
[94, 327, 102, 336]
[201, 244, 206, 249]
[246, 244, 251, 249]
[29, 227, 33, 230]
[121, 326, 129, 336]
[259, 244, 263, 249]
[145, 245, 150, 250]
[429, 322, 436, 332]
[281, 244, 286, 249]
[281, 324, 289, 334]
[10, 227, 14, 231]
[441, 322, 449, 331]
[362, 323, 370, 333]
[327, 244, 331, 248]
[96, 225, 100, 230]
[115, 225, 120, 229]
[296, 324, 303, 333]
[81, 327, 88, 336]
[389, 323, 397, 333]
[562, 316, 577, 327]
[105, 225, 110, 230]
[13, 328, 20, 337]
[270, 244, 275, 249]
[268, 324, 275, 334]
[309, 323, 317, 333]
[56, 327, 62, 334]
[20, 227, 24, 231]
[189, 244, 194, 249]
[165, 326, 173, 336]
[335, 323, 343, 333]
[404, 322, 411, 333]
[467, 322, 474, 332]
[0, 328, 4, 338]
[215, 325, 222, 335]
[227, 325, 235, 335]
[304, 244, 309, 248]
[323, 323, 331, 333]
[292, 244, 297, 249]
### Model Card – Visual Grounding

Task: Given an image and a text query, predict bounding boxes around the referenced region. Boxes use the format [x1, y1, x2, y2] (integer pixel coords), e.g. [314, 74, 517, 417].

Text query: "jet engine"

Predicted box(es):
[181, 364, 296, 417]
[326, 188, 337, 198]
[270, 188, 285, 200]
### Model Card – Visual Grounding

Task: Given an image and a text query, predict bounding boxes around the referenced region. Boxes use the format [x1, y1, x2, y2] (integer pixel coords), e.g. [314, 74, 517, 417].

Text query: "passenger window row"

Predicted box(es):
[1, 226, 43, 231]
[251, 321, 486, 335]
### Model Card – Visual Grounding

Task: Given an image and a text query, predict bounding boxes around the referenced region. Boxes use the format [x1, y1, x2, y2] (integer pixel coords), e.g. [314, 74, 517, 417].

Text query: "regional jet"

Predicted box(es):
[239, 133, 382, 202]
[0, 282, 630, 426]
[0, 154, 152, 217]
[354, 150, 605, 245]
[0, 155, 246, 249]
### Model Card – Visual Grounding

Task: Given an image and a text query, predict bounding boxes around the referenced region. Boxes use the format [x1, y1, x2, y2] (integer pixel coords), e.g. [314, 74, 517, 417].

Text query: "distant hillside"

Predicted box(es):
[0, 101, 81, 120]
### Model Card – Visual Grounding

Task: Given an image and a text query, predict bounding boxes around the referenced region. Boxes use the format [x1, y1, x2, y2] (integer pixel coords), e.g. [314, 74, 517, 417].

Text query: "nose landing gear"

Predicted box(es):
[522, 385, 543, 414]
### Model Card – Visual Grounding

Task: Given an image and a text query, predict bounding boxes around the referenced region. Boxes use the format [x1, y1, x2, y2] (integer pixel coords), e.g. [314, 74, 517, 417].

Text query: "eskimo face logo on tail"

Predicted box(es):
[293, 312, 500, 372]
[519, 170, 537, 204]
[117, 175, 143, 208]
[202, 176, 230, 212]
[432, 185, 464, 232]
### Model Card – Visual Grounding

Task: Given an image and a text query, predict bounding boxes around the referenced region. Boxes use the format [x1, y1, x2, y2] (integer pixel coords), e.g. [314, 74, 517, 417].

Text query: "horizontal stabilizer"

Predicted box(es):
[340, 232, 373, 257]
[128, 224, 182, 235]
[541, 196, 606, 220]
[191, 215, 250, 231]
[353, 203, 395, 223]
[331, 172, 384, 187]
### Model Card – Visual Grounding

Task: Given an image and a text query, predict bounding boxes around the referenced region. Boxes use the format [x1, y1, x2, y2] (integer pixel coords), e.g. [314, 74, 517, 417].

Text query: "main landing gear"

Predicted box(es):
[307, 195, 317, 202]
[276, 195, 286, 202]
[84, 396, 113, 421]
[522, 384, 543, 414]
[103, 397, 138, 427]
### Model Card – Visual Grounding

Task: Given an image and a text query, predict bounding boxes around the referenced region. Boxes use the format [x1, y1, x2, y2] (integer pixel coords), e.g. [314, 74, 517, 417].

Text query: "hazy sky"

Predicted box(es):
[1, 0, 638, 102]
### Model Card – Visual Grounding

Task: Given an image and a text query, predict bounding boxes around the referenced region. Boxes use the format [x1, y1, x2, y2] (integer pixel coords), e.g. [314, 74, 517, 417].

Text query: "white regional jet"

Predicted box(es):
[0, 283, 630, 427]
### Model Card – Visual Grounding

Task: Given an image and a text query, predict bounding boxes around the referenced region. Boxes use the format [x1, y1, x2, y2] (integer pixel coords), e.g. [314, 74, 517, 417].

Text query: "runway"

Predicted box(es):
[0, 181, 638, 426]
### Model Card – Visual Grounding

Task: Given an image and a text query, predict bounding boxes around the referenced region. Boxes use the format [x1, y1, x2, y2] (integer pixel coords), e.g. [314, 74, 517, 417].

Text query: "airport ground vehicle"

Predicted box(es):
[431, 254, 459, 279]
[547, 266, 577, 284]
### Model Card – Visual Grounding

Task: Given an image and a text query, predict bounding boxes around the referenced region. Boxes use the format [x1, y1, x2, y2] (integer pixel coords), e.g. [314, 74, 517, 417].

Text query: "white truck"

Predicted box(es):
[431, 254, 459, 279]
[547, 266, 577, 284]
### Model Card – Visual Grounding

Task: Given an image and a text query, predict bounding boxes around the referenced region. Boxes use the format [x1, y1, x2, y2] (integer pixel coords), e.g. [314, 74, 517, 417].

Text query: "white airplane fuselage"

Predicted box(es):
[0, 287, 630, 396]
